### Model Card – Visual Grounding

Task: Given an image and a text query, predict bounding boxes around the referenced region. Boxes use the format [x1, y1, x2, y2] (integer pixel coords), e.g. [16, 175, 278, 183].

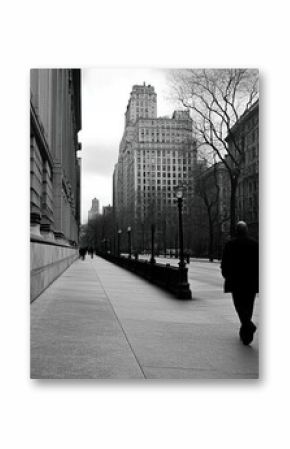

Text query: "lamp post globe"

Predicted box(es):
[117, 229, 122, 257]
[176, 188, 183, 199]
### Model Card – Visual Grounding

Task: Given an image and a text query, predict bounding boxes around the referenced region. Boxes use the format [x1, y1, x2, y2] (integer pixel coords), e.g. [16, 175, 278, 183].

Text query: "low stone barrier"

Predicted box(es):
[96, 252, 192, 299]
[30, 237, 78, 302]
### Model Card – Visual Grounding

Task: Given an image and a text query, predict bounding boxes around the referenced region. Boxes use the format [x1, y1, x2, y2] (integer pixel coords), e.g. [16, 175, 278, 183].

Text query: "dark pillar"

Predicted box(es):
[117, 230, 122, 256]
[150, 223, 156, 264]
[127, 227, 132, 259]
[177, 197, 185, 269]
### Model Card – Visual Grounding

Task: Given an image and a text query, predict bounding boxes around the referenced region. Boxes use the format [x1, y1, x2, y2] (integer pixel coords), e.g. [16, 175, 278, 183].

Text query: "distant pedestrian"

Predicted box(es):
[79, 247, 86, 260]
[221, 221, 259, 345]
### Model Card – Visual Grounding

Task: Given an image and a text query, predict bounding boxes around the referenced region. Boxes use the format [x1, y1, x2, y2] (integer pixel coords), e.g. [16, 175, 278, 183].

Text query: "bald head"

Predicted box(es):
[236, 221, 248, 237]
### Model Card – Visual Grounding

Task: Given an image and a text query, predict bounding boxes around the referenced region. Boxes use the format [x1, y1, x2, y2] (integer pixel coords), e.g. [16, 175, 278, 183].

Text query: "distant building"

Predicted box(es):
[88, 198, 100, 221]
[113, 83, 197, 253]
[103, 205, 113, 216]
[30, 68, 81, 301]
[226, 100, 259, 239]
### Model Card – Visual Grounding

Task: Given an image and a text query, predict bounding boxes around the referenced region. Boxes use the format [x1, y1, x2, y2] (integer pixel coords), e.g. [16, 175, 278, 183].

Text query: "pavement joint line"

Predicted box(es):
[91, 258, 147, 379]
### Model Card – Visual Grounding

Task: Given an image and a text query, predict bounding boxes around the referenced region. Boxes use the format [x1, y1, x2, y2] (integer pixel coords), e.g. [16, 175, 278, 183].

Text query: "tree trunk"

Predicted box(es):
[230, 177, 238, 236]
[207, 210, 214, 262]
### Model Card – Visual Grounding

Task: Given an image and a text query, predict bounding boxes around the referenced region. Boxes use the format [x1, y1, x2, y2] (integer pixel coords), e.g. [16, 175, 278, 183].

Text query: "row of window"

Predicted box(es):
[139, 137, 186, 144]
[139, 131, 188, 139]
[137, 157, 193, 163]
[138, 159, 185, 164]
[137, 122, 190, 129]
[137, 171, 189, 179]
[137, 184, 191, 191]
[133, 100, 153, 106]
[137, 164, 191, 171]
[137, 178, 191, 185]
[136, 149, 194, 156]
[140, 129, 185, 136]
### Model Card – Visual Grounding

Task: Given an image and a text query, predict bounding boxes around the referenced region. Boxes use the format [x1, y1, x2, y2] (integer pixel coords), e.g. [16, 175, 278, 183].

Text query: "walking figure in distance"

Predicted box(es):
[221, 221, 259, 345]
[79, 247, 86, 260]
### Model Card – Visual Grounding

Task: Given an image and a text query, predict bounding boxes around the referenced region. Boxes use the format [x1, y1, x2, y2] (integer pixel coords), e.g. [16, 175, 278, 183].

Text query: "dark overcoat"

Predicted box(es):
[221, 236, 259, 293]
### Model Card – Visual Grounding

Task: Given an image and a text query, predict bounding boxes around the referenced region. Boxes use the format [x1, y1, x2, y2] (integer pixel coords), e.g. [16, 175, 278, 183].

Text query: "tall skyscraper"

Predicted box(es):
[88, 197, 100, 221]
[113, 83, 197, 253]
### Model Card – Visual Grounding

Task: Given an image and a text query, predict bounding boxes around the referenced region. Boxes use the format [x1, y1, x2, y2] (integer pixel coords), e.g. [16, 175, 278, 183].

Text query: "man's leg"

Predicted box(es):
[232, 290, 245, 324]
[232, 290, 256, 344]
[243, 291, 256, 325]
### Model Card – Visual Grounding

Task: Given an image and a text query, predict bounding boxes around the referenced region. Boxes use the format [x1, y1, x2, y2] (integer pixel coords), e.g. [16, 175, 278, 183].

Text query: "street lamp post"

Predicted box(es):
[174, 186, 192, 299]
[150, 223, 156, 264]
[176, 188, 185, 269]
[127, 226, 132, 259]
[117, 229, 122, 257]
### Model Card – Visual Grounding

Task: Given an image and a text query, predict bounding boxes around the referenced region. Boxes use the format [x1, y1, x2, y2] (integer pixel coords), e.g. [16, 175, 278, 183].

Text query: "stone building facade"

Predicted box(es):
[226, 100, 259, 239]
[30, 69, 81, 301]
[113, 83, 197, 253]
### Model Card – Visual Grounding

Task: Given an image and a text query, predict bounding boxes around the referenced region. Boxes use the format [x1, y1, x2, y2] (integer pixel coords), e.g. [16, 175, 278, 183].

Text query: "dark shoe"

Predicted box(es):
[239, 322, 257, 345]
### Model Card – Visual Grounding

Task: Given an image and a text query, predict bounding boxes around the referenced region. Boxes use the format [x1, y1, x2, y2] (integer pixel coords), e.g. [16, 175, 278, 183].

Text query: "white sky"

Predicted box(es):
[79, 68, 180, 224]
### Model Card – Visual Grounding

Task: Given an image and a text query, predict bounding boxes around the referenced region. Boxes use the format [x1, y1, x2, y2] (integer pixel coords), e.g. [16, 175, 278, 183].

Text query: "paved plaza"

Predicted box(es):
[31, 256, 259, 379]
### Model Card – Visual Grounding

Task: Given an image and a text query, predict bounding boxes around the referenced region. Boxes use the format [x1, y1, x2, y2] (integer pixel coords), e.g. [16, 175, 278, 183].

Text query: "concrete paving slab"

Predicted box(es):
[31, 260, 144, 379]
[31, 256, 259, 379]
[91, 256, 259, 379]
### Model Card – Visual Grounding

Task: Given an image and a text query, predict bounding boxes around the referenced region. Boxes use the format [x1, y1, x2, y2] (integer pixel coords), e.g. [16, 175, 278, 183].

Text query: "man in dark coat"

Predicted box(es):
[221, 221, 259, 345]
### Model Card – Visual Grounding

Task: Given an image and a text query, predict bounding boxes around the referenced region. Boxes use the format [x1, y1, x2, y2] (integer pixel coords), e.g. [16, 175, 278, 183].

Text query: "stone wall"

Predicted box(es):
[30, 239, 78, 302]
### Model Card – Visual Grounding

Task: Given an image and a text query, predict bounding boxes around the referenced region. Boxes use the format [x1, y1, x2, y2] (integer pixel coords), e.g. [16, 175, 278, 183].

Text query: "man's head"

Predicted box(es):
[236, 221, 248, 237]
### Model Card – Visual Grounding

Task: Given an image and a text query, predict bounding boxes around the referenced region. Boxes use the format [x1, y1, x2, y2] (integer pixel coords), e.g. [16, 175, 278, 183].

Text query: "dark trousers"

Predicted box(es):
[232, 290, 256, 327]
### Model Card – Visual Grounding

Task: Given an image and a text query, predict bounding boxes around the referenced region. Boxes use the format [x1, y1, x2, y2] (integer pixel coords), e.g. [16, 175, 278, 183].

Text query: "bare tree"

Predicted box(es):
[170, 69, 259, 235]
[195, 160, 218, 261]
[80, 210, 114, 253]
[194, 153, 231, 260]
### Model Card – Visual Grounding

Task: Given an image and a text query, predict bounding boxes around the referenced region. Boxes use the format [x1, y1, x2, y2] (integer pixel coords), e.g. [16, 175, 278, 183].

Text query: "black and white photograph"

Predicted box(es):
[3, 1, 290, 448]
[30, 68, 259, 379]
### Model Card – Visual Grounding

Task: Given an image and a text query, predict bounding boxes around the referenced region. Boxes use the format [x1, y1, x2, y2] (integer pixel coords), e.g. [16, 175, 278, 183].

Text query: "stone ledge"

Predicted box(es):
[30, 241, 78, 302]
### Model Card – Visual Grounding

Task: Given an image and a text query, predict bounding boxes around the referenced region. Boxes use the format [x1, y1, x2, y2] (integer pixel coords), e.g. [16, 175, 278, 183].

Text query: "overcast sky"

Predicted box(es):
[79, 68, 179, 224]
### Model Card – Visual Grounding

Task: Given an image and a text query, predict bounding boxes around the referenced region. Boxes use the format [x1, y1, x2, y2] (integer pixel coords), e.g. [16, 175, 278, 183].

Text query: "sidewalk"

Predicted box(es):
[31, 256, 259, 379]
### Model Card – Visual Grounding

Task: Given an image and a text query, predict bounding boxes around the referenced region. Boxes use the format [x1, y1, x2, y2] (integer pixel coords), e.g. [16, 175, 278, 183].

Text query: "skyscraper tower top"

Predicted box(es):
[88, 198, 100, 222]
[91, 198, 99, 213]
[125, 83, 157, 126]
